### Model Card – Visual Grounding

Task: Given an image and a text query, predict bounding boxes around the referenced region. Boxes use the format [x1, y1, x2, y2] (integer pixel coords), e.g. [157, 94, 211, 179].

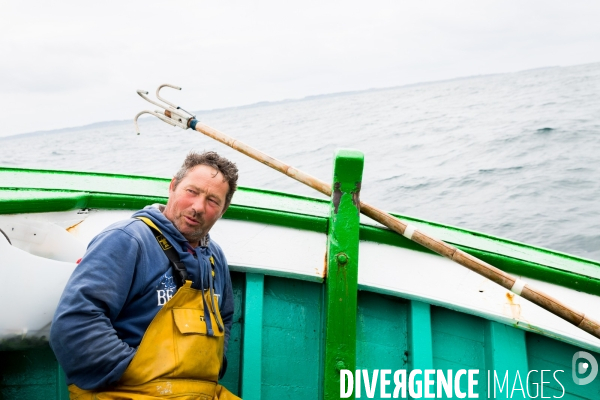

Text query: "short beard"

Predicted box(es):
[175, 213, 206, 244]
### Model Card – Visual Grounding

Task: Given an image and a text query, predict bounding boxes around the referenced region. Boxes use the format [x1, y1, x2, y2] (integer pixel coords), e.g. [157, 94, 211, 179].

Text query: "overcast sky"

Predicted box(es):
[1, 0, 599, 137]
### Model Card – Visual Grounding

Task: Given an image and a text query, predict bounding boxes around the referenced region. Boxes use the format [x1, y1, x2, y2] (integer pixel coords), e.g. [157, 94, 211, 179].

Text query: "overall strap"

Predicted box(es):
[136, 216, 188, 288]
[136, 216, 219, 336]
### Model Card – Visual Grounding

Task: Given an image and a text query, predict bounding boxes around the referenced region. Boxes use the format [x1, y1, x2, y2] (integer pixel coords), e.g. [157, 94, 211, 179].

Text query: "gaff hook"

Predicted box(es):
[134, 84, 195, 135]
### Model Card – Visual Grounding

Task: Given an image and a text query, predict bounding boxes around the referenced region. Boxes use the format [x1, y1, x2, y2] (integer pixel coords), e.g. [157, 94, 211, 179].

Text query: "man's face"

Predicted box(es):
[163, 165, 229, 247]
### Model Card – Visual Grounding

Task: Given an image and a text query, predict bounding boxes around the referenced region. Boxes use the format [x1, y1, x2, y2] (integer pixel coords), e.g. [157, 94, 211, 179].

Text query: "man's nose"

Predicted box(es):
[192, 196, 206, 214]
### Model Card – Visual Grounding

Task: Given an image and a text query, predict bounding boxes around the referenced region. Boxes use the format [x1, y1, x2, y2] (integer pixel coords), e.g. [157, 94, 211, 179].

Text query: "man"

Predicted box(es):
[50, 151, 241, 399]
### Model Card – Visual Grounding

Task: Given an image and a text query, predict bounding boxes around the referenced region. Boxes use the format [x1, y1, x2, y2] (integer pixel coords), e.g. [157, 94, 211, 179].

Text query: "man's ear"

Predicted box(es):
[169, 178, 177, 193]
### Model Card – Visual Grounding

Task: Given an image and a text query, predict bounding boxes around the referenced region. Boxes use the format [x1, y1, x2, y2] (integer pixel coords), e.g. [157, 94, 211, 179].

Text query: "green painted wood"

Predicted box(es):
[356, 292, 409, 399]
[261, 276, 322, 398]
[5, 167, 600, 399]
[56, 366, 68, 400]
[0, 347, 61, 400]
[407, 301, 434, 400]
[408, 301, 434, 371]
[527, 332, 600, 399]
[220, 271, 244, 396]
[241, 273, 264, 400]
[4, 167, 600, 298]
[431, 306, 487, 398]
[4, 277, 600, 399]
[485, 321, 529, 399]
[360, 223, 600, 296]
[323, 149, 364, 400]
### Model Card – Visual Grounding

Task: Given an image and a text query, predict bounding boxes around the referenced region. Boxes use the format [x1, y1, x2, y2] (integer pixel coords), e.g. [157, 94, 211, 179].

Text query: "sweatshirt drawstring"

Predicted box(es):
[198, 256, 215, 336]
[208, 259, 224, 333]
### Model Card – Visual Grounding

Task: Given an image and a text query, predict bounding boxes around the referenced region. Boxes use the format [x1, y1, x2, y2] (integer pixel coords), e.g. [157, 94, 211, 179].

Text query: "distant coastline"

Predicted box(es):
[5, 62, 587, 141]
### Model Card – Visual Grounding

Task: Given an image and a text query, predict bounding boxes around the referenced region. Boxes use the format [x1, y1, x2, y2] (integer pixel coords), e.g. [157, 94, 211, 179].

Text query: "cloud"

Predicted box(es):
[1, 0, 600, 136]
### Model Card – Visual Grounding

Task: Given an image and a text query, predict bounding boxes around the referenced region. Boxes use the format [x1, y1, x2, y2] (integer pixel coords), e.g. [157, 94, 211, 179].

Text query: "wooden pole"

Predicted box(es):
[189, 119, 600, 340]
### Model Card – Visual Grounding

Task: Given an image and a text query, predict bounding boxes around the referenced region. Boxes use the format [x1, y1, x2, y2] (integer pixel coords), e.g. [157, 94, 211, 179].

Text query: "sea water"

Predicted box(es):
[1, 63, 599, 261]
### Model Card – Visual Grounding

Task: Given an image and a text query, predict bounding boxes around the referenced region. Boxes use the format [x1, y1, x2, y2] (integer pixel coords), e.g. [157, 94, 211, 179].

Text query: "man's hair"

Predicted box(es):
[173, 151, 239, 208]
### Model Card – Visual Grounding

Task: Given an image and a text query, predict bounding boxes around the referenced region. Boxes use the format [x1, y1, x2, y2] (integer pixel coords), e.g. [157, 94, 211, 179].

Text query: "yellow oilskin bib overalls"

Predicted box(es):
[68, 281, 241, 400]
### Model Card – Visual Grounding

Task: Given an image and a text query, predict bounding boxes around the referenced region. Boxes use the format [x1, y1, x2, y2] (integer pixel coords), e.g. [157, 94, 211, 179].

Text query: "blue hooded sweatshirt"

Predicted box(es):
[49, 205, 234, 390]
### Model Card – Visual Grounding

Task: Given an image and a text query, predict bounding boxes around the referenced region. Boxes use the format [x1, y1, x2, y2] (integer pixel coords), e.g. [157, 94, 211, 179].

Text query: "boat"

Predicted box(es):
[2, 154, 600, 399]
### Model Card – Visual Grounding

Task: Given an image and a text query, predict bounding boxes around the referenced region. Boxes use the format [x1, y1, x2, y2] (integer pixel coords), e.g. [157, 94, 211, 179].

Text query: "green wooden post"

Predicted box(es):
[241, 273, 265, 400]
[408, 301, 434, 399]
[323, 149, 364, 400]
[485, 321, 529, 398]
[408, 300, 434, 371]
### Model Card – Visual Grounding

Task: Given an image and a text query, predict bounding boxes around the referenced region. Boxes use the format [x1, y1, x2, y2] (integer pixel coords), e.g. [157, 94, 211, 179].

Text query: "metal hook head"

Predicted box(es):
[158, 83, 181, 92]
[134, 84, 194, 135]
[156, 84, 183, 108]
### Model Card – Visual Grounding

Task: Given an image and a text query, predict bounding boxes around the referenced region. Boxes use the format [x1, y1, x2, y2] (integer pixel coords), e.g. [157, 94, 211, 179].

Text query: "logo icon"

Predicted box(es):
[572, 351, 598, 385]
[156, 234, 172, 250]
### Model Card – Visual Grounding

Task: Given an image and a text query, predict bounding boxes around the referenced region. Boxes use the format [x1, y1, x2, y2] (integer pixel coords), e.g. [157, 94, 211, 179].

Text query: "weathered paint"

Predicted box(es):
[323, 149, 364, 400]
[65, 219, 84, 232]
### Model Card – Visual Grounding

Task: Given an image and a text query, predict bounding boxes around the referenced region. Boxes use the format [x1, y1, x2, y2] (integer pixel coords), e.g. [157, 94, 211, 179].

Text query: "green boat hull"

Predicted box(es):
[3, 282, 599, 398]
[2, 159, 600, 399]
